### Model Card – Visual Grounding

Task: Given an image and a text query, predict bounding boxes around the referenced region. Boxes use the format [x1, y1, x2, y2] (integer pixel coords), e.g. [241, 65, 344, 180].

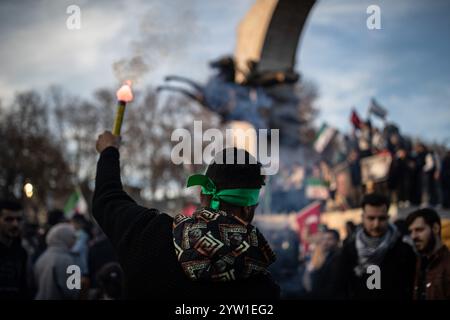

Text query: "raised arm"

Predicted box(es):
[92, 131, 158, 248]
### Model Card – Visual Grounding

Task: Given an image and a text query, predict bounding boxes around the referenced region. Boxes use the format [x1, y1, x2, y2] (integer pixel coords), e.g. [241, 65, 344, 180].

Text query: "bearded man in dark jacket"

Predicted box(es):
[333, 193, 416, 299]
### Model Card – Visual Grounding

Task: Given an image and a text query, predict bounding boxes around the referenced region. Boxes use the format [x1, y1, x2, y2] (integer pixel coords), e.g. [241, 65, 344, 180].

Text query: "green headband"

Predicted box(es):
[186, 174, 260, 210]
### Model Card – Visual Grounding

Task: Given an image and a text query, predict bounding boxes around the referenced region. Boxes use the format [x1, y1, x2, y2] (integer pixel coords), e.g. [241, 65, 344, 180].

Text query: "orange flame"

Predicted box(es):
[116, 80, 133, 102]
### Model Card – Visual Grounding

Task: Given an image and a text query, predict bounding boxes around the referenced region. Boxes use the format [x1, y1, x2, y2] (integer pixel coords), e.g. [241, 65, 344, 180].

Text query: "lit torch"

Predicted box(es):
[113, 80, 133, 136]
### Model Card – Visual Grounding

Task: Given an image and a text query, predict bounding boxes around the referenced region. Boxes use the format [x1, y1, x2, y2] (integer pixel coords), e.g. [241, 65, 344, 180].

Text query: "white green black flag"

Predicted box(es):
[314, 123, 336, 154]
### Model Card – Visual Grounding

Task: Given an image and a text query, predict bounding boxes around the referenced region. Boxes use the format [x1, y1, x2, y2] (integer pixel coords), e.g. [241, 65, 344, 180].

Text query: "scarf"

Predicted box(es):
[186, 174, 260, 210]
[172, 207, 276, 282]
[354, 224, 400, 277]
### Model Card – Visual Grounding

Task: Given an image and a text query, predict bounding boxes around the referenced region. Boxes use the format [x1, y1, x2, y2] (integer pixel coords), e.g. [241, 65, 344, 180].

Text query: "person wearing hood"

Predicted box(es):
[92, 131, 279, 300]
[33, 223, 79, 300]
[333, 193, 416, 299]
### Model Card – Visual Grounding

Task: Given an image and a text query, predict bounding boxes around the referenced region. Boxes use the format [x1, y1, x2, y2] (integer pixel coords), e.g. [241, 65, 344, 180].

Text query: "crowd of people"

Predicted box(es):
[259, 193, 450, 300]
[0, 201, 123, 300]
[343, 118, 450, 209]
[264, 115, 450, 214]
[2, 189, 448, 300]
[295, 193, 450, 300]
[1, 130, 449, 300]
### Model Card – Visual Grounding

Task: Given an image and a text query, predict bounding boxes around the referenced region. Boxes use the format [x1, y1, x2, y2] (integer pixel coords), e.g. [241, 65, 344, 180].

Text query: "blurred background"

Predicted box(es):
[1, 0, 450, 299]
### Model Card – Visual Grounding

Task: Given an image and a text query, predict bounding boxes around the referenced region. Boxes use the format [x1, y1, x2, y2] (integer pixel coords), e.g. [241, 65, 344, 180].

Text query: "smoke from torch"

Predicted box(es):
[113, 80, 133, 136]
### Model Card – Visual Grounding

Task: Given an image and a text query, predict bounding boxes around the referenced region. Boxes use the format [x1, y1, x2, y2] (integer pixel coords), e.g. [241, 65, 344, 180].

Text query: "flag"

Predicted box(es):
[64, 189, 88, 217]
[360, 152, 392, 183]
[369, 98, 387, 119]
[305, 177, 329, 200]
[313, 123, 336, 153]
[350, 109, 362, 129]
[296, 201, 321, 256]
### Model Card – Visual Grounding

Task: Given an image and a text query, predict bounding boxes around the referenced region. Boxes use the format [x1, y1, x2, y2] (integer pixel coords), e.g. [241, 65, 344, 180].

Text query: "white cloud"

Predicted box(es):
[308, 0, 366, 27]
[383, 84, 450, 143]
[308, 69, 376, 129]
[0, 0, 448, 144]
[0, 2, 128, 103]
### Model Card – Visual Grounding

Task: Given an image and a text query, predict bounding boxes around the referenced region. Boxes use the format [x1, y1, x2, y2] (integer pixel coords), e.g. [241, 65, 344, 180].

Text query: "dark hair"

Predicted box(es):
[394, 219, 408, 236]
[71, 214, 93, 239]
[96, 262, 124, 300]
[47, 209, 66, 227]
[205, 147, 265, 190]
[71, 213, 88, 225]
[406, 208, 441, 233]
[361, 193, 390, 212]
[0, 199, 23, 215]
[325, 229, 340, 242]
[345, 221, 356, 231]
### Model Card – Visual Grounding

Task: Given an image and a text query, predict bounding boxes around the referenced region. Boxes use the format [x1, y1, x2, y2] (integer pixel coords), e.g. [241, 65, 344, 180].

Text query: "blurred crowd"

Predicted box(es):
[341, 117, 450, 210]
[1, 108, 449, 300]
[269, 114, 450, 213]
[0, 201, 123, 300]
[1, 194, 449, 300]
[260, 194, 450, 299]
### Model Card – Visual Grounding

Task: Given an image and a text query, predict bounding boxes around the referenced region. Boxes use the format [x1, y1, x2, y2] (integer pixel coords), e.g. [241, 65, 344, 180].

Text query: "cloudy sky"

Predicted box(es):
[1, 0, 449, 144]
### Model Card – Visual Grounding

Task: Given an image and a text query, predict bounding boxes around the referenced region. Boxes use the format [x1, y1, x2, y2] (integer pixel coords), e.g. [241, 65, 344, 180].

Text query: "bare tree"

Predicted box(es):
[0, 91, 72, 205]
[120, 87, 218, 202]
